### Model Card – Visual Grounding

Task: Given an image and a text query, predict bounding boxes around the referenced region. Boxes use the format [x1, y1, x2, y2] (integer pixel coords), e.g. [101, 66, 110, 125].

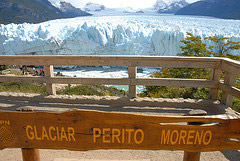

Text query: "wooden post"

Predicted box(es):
[221, 71, 237, 106]
[22, 149, 40, 161]
[128, 66, 137, 98]
[16, 107, 40, 161]
[183, 109, 207, 161]
[44, 65, 56, 95]
[208, 68, 221, 100]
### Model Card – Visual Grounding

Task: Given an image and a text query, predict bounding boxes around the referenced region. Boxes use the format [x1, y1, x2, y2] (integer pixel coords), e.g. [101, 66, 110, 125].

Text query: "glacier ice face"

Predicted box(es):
[1, 15, 240, 56]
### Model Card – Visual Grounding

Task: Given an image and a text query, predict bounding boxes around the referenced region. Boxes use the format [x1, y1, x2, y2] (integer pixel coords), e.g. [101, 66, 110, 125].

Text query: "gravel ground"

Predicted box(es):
[1, 148, 240, 161]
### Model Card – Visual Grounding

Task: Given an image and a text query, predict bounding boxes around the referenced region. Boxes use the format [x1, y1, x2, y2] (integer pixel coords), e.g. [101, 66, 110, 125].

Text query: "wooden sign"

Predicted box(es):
[0, 110, 239, 152]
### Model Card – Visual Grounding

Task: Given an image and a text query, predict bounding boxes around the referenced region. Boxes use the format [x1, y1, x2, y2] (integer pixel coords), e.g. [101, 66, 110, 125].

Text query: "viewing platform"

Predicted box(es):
[0, 56, 239, 161]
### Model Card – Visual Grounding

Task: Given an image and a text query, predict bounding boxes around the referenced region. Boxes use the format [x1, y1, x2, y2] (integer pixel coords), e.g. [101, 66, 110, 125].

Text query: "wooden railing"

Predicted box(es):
[0, 56, 240, 161]
[0, 56, 239, 107]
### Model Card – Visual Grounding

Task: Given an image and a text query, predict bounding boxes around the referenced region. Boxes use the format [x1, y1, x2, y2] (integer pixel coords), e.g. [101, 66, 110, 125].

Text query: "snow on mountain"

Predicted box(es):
[0, 15, 240, 56]
[59, 1, 91, 17]
[48, 0, 62, 8]
[154, 0, 168, 10]
[154, 0, 189, 13]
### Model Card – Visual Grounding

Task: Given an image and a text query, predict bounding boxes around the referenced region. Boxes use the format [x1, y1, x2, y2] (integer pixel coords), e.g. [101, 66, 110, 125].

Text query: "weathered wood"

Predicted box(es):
[183, 152, 200, 161]
[221, 71, 237, 106]
[219, 82, 240, 100]
[0, 76, 218, 88]
[189, 110, 207, 116]
[183, 109, 207, 161]
[17, 107, 40, 161]
[22, 148, 40, 161]
[222, 58, 240, 75]
[133, 78, 218, 87]
[128, 66, 137, 98]
[0, 55, 240, 104]
[44, 65, 56, 95]
[0, 76, 45, 83]
[0, 110, 239, 152]
[208, 68, 221, 100]
[47, 77, 218, 87]
[0, 56, 222, 68]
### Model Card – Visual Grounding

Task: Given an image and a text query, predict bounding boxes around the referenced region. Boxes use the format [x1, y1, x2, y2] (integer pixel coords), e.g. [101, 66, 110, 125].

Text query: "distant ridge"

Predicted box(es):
[59, 1, 91, 18]
[175, 0, 240, 20]
[154, 0, 189, 13]
[0, 0, 91, 25]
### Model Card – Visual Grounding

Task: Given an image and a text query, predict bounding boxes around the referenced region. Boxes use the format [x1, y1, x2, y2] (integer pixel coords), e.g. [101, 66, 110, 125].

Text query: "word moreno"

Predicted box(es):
[161, 130, 212, 145]
[93, 128, 144, 144]
[25, 125, 76, 142]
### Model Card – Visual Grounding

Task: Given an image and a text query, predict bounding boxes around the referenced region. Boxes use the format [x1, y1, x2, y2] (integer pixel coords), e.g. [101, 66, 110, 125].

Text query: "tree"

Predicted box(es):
[140, 33, 240, 104]
[205, 36, 240, 59]
[180, 33, 210, 57]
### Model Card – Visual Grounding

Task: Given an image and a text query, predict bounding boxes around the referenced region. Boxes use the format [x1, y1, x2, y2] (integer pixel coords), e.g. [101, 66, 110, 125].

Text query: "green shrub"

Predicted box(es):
[57, 84, 125, 96]
[0, 82, 46, 94]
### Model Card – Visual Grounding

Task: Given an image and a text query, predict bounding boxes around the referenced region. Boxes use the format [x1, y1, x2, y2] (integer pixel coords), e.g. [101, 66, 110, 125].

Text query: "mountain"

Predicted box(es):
[83, 2, 105, 12]
[154, 0, 189, 13]
[154, 0, 167, 11]
[59, 1, 91, 18]
[0, 0, 90, 25]
[175, 0, 240, 19]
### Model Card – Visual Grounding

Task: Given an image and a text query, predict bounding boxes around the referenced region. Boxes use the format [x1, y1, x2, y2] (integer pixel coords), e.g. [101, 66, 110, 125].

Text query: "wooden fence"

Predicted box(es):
[0, 56, 239, 107]
[0, 56, 240, 161]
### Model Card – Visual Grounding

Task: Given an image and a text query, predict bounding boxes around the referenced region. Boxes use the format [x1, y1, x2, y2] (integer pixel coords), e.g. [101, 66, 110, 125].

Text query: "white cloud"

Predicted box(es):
[186, 0, 199, 3]
[49, 0, 200, 9]
[80, 0, 156, 9]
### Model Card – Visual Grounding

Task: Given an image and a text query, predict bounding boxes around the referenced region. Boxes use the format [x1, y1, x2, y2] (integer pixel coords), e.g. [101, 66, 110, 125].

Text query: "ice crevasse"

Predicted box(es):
[0, 15, 240, 56]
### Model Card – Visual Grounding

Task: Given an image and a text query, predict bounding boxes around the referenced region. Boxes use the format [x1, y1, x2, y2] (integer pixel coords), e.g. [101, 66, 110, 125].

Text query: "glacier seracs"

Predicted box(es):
[1, 15, 240, 56]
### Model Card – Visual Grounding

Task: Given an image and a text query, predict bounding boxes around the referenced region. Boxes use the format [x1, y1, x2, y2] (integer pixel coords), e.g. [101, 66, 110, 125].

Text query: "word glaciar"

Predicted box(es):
[25, 125, 76, 142]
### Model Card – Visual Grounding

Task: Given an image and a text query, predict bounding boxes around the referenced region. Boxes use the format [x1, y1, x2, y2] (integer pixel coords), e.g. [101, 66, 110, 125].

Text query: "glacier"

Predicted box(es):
[1, 15, 240, 56]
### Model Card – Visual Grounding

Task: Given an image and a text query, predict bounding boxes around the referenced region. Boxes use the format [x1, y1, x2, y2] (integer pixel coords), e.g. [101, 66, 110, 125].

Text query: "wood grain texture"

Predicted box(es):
[128, 66, 137, 98]
[0, 110, 239, 152]
[0, 56, 239, 104]
[183, 152, 200, 161]
[183, 109, 207, 161]
[222, 58, 240, 75]
[44, 65, 56, 95]
[208, 68, 222, 100]
[18, 106, 40, 161]
[221, 72, 237, 106]
[0, 56, 222, 68]
[0, 76, 219, 88]
[22, 148, 40, 161]
[219, 82, 240, 100]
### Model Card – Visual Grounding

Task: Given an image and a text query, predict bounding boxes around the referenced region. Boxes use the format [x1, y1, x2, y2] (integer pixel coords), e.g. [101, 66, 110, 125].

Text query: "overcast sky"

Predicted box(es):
[55, 0, 200, 9]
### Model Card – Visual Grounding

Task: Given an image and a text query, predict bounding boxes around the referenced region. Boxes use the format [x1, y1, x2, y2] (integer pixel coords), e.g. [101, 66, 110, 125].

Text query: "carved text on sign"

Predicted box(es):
[161, 130, 212, 145]
[93, 128, 144, 144]
[26, 125, 76, 142]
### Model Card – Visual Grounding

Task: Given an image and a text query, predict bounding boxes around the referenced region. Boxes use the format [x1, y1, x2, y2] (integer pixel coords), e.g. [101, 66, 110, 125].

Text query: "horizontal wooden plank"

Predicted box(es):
[219, 82, 240, 99]
[51, 77, 129, 85]
[222, 58, 240, 75]
[0, 76, 218, 88]
[0, 110, 239, 152]
[134, 78, 218, 88]
[0, 56, 222, 68]
[52, 77, 218, 88]
[0, 76, 46, 83]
